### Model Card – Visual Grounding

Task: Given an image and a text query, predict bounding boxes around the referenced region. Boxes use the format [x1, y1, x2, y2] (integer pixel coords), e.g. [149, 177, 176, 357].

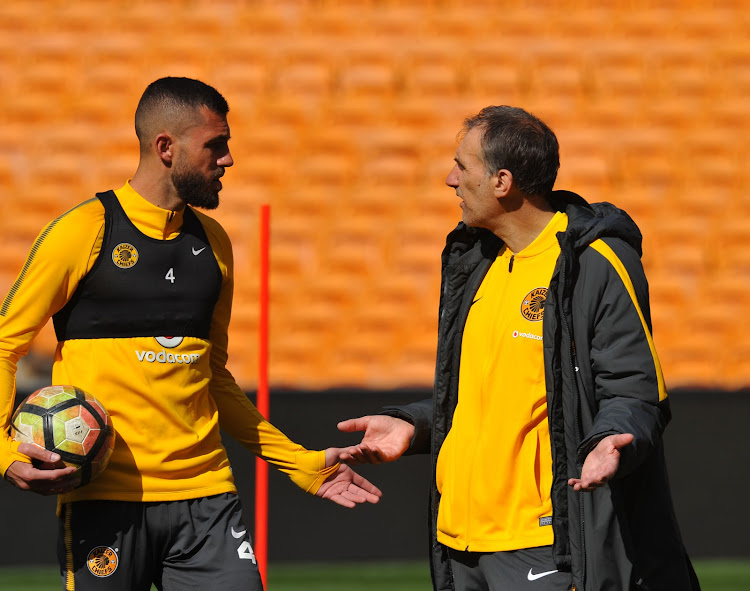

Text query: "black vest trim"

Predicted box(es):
[53, 191, 222, 341]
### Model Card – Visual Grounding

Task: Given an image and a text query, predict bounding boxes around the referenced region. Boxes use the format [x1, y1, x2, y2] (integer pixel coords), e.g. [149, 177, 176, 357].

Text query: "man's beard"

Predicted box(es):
[172, 167, 221, 210]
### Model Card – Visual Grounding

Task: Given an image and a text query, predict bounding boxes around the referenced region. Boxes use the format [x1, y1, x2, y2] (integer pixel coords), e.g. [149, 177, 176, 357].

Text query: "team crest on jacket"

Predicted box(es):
[112, 243, 138, 268]
[87, 546, 119, 577]
[521, 287, 547, 322]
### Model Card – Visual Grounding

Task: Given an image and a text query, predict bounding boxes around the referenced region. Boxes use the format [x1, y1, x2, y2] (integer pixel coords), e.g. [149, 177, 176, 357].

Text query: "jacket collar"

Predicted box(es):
[443, 189, 644, 264]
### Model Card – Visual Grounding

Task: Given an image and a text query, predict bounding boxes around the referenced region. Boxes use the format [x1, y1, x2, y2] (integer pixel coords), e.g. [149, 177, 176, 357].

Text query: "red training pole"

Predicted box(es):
[255, 204, 270, 588]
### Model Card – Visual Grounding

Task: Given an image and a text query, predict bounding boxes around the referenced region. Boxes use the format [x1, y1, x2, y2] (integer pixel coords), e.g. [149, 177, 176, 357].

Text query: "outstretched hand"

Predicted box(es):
[314, 448, 383, 508]
[336, 415, 414, 465]
[4, 442, 80, 495]
[568, 433, 634, 492]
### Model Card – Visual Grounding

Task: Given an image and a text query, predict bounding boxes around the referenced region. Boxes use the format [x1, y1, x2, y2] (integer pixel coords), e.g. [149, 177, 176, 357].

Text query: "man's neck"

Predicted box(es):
[130, 169, 185, 212]
[490, 197, 556, 253]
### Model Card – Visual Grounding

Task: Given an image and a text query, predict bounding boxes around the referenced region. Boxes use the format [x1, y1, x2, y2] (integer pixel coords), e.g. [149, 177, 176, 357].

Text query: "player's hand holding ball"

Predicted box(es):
[7, 385, 115, 494]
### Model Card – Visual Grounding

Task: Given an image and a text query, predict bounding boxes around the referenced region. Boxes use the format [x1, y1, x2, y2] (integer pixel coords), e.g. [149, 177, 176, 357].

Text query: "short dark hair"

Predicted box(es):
[135, 77, 229, 143]
[463, 106, 559, 198]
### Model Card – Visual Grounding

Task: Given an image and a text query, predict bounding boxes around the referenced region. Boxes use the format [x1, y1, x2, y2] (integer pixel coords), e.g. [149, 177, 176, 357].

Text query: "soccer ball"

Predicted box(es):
[10, 385, 115, 487]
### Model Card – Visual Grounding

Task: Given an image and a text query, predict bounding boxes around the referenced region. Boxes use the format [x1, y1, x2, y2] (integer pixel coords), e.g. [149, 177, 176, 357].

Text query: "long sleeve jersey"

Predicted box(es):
[0, 182, 336, 503]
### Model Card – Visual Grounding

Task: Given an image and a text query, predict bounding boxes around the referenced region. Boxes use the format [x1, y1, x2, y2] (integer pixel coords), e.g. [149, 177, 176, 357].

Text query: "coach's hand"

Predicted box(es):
[314, 448, 382, 508]
[4, 442, 79, 495]
[336, 415, 413, 465]
[568, 433, 635, 492]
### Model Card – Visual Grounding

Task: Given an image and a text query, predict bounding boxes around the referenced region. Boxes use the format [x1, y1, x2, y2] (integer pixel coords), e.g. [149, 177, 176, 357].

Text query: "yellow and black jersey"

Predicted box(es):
[0, 182, 335, 503]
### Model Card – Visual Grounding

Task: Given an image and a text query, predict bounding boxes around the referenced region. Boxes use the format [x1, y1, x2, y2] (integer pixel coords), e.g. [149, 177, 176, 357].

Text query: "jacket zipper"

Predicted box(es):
[559, 252, 586, 591]
[508, 254, 515, 272]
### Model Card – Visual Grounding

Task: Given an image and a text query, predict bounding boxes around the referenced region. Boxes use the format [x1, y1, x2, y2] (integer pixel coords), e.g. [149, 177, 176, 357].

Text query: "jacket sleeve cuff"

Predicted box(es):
[576, 430, 620, 465]
[381, 403, 431, 455]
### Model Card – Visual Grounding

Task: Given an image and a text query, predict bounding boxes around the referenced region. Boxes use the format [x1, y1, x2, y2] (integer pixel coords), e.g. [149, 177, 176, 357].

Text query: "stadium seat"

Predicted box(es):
[656, 302, 722, 387]
[583, 97, 645, 131]
[463, 44, 526, 105]
[675, 7, 736, 40]
[213, 52, 270, 104]
[274, 61, 333, 105]
[556, 154, 613, 201]
[661, 351, 719, 389]
[388, 339, 438, 387]
[424, 5, 499, 37]
[298, 4, 365, 37]
[649, 43, 709, 103]
[271, 42, 335, 107]
[300, 152, 356, 190]
[714, 42, 750, 95]
[587, 41, 648, 106]
[325, 242, 378, 276]
[266, 236, 309, 279]
[230, 152, 292, 193]
[525, 42, 588, 100]
[698, 276, 750, 345]
[233, 4, 293, 37]
[550, 9, 615, 41]
[334, 45, 399, 101]
[394, 100, 449, 137]
[655, 244, 708, 290]
[270, 331, 332, 388]
[72, 93, 125, 128]
[325, 96, 390, 133]
[722, 325, 750, 388]
[401, 42, 463, 100]
[365, 154, 420, 191]
[1, 1, 746, 392]
[723, 245, 750, 281]
[616, 9, 678, 40]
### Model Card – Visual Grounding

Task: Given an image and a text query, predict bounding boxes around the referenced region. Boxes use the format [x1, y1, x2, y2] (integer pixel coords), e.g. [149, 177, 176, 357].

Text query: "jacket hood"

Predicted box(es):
[549, 190, 643, 257]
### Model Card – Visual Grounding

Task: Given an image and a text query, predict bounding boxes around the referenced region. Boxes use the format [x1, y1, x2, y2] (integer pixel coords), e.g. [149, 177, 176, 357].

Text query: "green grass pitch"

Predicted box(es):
[0, 560, 747, 590]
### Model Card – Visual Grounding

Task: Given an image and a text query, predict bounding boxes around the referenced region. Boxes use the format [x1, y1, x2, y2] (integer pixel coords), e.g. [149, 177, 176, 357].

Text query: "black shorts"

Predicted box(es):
[447, 544, 573, 591]
[57, 493, 263, 591]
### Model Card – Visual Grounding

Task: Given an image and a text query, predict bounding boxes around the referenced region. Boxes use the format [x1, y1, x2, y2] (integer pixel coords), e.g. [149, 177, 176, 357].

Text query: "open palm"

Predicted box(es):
[315, 449, 382, 508]
[336, 415, 414, 464]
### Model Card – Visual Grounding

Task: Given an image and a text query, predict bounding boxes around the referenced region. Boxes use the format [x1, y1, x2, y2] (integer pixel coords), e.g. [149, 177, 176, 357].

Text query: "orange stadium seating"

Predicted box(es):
[0, 0, 748, 390]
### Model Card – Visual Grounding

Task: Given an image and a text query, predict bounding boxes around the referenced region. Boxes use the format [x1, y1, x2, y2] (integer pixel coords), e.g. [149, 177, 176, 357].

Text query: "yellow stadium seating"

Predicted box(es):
[1, 1, 747, 389]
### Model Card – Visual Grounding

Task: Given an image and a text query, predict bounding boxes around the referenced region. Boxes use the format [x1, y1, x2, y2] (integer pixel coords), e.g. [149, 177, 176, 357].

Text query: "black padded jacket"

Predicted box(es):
[385, 191, 700, 591]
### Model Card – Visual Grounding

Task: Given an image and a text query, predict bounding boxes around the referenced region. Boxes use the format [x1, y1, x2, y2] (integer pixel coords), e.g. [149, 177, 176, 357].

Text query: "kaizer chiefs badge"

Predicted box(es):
[520, 287, 547, 322]
[86, 546, 119, 577]
[112, 243, 138, 268]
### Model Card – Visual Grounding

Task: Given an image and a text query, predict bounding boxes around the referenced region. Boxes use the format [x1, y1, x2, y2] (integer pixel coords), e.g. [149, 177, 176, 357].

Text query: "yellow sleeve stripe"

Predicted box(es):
[589, 239, 667, 402]
[0, 198, 98, 317]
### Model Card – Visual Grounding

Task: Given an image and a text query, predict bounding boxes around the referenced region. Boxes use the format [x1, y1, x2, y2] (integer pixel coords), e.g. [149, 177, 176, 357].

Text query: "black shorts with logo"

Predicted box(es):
[447, 544, 574, 591]
[57, 493, 262, 591]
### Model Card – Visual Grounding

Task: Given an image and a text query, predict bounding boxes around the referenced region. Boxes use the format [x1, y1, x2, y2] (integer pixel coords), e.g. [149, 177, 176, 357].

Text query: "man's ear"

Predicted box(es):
[155, 133, 174, 166]
[494, 169, 513, 198]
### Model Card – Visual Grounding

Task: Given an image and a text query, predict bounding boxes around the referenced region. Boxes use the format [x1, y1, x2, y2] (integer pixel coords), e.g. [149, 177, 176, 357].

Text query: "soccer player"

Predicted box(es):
[0, 77, 381, 591]
[338, 106, 700, 590]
